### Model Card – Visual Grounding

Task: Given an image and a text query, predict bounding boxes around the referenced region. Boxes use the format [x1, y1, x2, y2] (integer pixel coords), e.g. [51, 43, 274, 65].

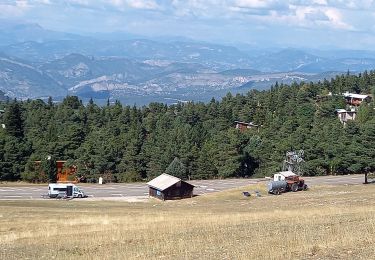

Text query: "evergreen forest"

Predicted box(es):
[0, 71, 375, 183]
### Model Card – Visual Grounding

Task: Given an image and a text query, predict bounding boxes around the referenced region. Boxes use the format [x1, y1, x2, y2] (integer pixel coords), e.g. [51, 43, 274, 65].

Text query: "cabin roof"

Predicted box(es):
[277, 171, 297, 177]
[343, 92, 369, 99]
[234, 121, 259, 127]
[147, 173, 182, 191]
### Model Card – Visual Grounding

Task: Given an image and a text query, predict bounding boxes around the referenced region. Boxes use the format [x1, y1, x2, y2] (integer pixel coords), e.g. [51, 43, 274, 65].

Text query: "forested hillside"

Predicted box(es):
[0, 71, 374, 182]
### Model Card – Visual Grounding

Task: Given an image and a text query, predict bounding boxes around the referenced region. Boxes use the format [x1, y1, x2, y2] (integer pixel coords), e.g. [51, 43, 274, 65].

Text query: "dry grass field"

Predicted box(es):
[0, 183, 374, 260]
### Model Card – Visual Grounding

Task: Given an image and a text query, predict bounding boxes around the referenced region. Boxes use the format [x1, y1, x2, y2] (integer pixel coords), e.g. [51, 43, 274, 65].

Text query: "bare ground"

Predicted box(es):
[0, 183, 374, 260]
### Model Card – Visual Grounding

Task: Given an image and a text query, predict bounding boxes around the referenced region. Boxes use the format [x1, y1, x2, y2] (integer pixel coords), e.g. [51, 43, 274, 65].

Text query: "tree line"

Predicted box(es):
[0, 71, 374, 182]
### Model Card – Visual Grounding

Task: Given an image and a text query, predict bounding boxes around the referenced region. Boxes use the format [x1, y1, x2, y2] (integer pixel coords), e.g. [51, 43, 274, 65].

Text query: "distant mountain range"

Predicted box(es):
[0, 21, 85, 46]
[1, 21, 375, 104]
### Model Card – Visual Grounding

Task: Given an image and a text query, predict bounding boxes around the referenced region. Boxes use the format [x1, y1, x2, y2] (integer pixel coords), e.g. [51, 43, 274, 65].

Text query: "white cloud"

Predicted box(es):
[312, 0, 327, 5]
[16, 0, 29, 8]
[0, 0, 369, 49]
[235, 0, 274, 8]
[35, 0, 52, 4]
[109, 0, 159, 10]
[170, 0, 227, 18]
[226, 0, 356, 31]
[68, 0, 90, 5]
[317, 0, 375, 10]
[128, 0, 158, 9]
[324, 7, 353, 29]
[0, 1, 29, 17]
[290, 4, 354, 29]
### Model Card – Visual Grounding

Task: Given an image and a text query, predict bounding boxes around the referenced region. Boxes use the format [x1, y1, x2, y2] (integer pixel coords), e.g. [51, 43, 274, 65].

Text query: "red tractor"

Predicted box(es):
[268, 171, 307, 195]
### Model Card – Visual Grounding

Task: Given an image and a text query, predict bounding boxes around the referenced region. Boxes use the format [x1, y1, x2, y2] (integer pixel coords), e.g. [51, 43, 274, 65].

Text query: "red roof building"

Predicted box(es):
[234, 121, 259, 132]
[343, 92, 371, 106]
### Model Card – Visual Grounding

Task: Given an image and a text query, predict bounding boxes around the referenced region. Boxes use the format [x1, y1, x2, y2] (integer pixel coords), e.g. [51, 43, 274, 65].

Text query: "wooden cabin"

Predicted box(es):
[234, 121, 259, 132]
[343, 92, 371, 106]
[336, 109, 357, 125]
[56, 161, 77, 182]
[34, 160, 77, 183]
[147, 173, 194, 200]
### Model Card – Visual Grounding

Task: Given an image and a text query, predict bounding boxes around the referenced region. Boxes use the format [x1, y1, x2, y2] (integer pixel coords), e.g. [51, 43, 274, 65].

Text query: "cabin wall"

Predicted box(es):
[149, 182, 194, 200]
[164, 182, 194, 200]
[149, 187, 164, 200]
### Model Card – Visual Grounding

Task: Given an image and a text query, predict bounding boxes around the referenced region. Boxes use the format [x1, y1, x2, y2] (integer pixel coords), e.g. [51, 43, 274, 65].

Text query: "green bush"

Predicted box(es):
[22, 157, 48, 183]
[117, 171, 142, 183]
[21, 171, 48, 183]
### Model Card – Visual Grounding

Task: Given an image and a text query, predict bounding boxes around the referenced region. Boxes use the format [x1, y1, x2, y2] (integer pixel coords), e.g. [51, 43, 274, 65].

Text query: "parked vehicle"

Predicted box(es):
[48, 183, 86, 198]
[268, 171, 307, 195]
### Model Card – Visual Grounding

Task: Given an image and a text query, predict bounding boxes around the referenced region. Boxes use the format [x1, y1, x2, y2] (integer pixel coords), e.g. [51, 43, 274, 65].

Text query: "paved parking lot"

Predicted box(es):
[0, 174, 366, 200]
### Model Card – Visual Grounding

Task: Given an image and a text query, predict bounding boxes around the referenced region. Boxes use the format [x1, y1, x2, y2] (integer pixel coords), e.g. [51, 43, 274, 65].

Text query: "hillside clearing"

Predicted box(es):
[0, 184, 374, 259]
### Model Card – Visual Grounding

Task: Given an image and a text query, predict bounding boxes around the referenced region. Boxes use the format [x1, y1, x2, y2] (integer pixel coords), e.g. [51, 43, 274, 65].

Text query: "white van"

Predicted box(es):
[48, 183, 86, 198]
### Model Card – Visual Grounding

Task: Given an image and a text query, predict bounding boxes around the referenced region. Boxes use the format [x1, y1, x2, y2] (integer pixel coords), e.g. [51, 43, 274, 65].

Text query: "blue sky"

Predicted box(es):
[1, 0, 375, 49]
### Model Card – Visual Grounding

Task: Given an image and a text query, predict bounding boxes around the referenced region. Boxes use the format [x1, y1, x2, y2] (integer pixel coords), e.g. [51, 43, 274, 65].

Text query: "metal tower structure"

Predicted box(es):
[282, 150, 305, 176]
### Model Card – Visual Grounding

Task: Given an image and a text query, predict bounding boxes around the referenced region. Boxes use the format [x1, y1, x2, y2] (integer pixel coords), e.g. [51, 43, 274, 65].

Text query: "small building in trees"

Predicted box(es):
[147, 173, 194, 200]
[335, 109, 357, 125]
[34, 160, 77, 183]
[343, 92, 371, 106]
[56, 161, 77, 182]
[234, 121, 259, 132]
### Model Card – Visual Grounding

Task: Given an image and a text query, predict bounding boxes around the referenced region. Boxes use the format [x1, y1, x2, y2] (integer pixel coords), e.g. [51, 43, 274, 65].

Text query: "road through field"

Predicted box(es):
[0, 174, 365, 200]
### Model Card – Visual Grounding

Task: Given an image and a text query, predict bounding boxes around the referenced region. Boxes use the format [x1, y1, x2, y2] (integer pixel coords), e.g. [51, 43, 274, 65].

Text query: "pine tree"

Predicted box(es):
[165, 157, 187, 179]
[3, 100, 24, 138]
[41, 155, 57, 183]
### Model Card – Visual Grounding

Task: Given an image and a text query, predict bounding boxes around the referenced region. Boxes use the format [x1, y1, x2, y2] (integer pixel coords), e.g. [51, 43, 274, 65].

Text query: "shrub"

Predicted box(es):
[117, 171, 142, 183]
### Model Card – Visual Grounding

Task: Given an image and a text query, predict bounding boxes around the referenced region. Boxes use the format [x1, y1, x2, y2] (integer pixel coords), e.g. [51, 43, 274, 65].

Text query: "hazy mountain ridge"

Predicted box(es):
[1, 22, 375, 104]
[6, 38, 375, 73]
[0, 53, 66, 98]
[0, 50, 338, 103]
[0, 21, 86, 47]
[1, 38, 252, 70]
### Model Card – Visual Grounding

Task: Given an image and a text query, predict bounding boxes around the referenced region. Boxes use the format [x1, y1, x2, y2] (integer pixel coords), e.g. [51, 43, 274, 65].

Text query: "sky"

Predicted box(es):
[1, 0, 375, 49]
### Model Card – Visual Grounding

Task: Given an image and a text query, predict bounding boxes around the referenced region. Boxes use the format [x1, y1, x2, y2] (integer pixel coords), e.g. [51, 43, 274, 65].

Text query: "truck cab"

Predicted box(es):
[72, 186, 85, 198]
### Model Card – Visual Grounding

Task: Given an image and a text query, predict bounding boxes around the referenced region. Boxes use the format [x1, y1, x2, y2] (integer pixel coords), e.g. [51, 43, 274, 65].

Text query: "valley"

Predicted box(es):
[1, 22, 375, 104]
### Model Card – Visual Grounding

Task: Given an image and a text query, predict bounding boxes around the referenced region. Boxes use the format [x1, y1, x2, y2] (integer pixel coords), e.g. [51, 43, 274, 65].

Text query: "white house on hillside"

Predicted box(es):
[336, 108, 357, 125]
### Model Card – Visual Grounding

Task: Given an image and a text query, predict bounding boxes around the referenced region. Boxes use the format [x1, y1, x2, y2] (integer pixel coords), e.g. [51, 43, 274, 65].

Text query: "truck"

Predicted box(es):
[48, 183, 86, 198]
[268, 171, 307, 195]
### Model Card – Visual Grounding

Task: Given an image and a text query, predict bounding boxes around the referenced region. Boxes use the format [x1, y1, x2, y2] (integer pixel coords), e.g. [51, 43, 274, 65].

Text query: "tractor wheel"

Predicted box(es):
[303, 184, 308, 191]
[291, 183, 299, 192]
[78, 194, 82, 198]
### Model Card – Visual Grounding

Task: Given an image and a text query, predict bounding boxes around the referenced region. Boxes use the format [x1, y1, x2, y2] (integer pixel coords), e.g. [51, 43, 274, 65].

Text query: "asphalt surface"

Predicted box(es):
[0, 174, 366, 200]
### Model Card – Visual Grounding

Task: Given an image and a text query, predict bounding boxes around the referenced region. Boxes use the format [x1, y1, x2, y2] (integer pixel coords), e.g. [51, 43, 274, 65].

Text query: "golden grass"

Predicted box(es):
[0, 184, 374, 260]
